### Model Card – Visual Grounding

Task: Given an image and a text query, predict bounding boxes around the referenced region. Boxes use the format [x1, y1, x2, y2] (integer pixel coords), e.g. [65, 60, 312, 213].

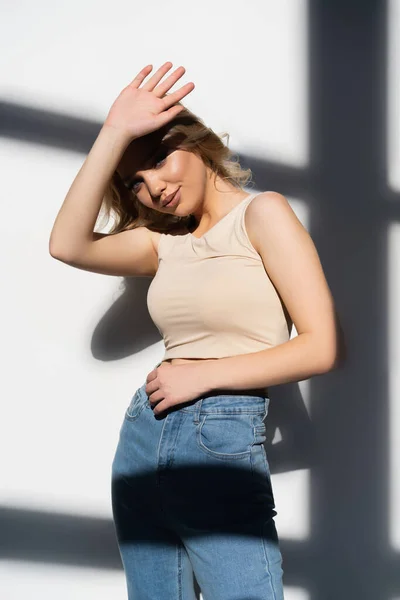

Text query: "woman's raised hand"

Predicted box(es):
[104, 62, 195, 142]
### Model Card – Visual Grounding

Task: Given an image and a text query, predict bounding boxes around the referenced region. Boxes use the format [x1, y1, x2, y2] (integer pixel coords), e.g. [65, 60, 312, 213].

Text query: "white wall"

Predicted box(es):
[1, 1, 397, 599]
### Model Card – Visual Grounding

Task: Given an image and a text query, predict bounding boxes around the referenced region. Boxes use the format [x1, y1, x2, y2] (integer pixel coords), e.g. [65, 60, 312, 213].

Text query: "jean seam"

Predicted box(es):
[156, 415, 169, 485]
[177, 543, 183, 600]
[261, 445, 272, 483]
[261, 519, 278, 600]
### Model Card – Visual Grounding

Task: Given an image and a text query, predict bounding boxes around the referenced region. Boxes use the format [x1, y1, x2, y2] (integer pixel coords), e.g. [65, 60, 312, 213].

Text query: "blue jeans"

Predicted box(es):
[111, 364, 284, 599]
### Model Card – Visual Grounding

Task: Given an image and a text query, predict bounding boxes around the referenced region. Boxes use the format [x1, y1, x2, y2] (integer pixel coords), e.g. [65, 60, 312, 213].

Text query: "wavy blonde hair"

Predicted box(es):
[96, 102, 253, 235]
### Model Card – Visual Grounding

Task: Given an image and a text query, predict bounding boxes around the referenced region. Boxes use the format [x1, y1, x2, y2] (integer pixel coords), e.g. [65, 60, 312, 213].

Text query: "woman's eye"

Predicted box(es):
[154, 152, 167, 167]
[128, 150, 169, 192]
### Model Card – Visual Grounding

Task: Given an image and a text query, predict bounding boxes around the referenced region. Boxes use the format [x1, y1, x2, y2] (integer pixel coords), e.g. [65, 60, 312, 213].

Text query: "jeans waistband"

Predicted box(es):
[181, 394, 269, 424]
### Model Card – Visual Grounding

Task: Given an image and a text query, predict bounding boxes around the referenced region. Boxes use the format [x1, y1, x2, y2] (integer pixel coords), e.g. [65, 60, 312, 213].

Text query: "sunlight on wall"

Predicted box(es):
[388, 0, 400, 191]
[283, 588, 310, 600]
[226, 0, 309, 167]
[273, 469, 311, 540]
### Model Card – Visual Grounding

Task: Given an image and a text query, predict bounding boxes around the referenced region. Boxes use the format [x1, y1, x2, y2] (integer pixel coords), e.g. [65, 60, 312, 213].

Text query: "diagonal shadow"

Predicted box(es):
[0, 506, 121, 569]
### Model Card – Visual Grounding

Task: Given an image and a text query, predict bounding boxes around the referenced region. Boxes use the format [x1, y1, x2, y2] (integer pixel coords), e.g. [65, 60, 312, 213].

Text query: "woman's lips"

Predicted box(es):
[164, 188, 181, 208]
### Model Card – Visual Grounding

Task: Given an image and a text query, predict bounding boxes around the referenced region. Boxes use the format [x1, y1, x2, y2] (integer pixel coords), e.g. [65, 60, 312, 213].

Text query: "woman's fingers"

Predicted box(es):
[162, 81, 195, 108]
[141, 61, 174, 92]
[128, 64, 153, 89]
[127, 62, 191, 104]
[153, 65, 186, 98]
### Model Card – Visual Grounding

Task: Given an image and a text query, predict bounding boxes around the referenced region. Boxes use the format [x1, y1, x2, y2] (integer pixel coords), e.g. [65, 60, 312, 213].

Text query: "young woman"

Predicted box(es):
[49, 62, 340, 599]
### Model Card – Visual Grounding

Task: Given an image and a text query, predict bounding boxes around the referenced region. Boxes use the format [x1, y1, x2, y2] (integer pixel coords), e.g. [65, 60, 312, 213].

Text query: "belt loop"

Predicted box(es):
[193, 397, 203, 424]
[264, 396, 270, 420]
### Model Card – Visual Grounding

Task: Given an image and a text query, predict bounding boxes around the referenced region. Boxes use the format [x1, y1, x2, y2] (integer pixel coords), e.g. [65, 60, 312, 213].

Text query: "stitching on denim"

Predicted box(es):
[182, 407, 264, 414]
[167, 411, 184, 469]
[261, 519, 278, 600]
[177, 543, 183, 600]
[261, 446, 271, 482]
[156, 415, 169, 480]
[125, 395, 146, 421]
[125, 391, 138, 415]
[249, 415, 256, 474]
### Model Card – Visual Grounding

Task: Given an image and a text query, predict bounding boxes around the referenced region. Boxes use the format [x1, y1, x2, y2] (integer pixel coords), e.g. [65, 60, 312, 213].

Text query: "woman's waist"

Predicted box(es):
[158, 358, 268, 398]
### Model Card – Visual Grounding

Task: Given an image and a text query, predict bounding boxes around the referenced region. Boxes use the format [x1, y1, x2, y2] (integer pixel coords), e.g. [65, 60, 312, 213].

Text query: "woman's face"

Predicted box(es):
[116, 135, 210, 217]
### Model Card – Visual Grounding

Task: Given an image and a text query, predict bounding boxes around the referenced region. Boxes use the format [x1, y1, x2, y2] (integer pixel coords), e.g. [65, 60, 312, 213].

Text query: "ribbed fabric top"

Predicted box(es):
[147, 191, 292, 360]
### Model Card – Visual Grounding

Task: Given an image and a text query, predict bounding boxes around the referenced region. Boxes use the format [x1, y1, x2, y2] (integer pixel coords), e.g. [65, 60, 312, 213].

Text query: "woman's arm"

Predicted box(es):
[200, 192, 343, 392]
[49, 125, 129, 257]
[200, 332, 339, 393]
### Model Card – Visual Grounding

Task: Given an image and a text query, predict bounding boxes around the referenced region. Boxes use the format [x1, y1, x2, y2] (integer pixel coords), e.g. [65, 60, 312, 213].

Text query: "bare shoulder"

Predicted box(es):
[245, 191, 300, 254]
[247, 190, 290, 219]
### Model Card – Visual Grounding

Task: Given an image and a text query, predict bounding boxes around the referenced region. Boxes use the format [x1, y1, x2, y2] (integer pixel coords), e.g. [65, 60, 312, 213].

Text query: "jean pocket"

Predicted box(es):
[196, 413, 257, 460]
[125, 389, 146, 422]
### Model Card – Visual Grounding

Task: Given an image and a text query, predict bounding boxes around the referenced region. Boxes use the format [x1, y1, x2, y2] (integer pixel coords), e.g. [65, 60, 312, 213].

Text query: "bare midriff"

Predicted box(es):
[161, 357, 216, 366]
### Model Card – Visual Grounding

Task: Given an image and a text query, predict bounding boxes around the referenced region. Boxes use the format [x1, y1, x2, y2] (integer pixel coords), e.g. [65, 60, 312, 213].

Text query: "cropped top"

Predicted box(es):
[147, 191, 292, 361]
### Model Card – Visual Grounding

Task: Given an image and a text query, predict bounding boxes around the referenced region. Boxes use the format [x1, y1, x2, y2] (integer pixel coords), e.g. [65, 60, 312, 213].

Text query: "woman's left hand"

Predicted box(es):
[145, 361, 211, 416]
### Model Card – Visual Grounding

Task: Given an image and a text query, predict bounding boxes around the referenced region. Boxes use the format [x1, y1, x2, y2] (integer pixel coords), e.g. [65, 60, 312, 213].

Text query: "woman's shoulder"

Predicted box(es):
[245, 191, 290, 225]
[244, 191, 291, 253]
[247, 190, 288, 209]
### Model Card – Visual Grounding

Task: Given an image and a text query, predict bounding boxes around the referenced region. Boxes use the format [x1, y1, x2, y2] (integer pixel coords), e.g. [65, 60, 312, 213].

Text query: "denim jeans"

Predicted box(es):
[111, 363, 284, 599]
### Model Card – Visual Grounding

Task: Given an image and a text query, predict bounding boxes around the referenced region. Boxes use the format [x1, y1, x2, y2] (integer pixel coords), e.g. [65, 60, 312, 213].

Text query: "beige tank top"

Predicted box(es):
[147, 191, 292, 360]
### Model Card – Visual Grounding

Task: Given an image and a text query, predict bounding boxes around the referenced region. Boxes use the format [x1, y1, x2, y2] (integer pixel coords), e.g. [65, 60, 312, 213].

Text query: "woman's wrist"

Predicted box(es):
[99, 123, 133, 150]
[197, 359, 221, 393]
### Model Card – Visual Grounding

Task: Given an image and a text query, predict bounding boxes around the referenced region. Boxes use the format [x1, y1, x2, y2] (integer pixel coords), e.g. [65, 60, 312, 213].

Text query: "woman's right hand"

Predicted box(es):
[104, 62, 195, 142]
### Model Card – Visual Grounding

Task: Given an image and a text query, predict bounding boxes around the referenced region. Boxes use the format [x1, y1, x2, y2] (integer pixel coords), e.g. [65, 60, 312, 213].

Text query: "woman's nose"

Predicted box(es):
[146, 178, 165, 203]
